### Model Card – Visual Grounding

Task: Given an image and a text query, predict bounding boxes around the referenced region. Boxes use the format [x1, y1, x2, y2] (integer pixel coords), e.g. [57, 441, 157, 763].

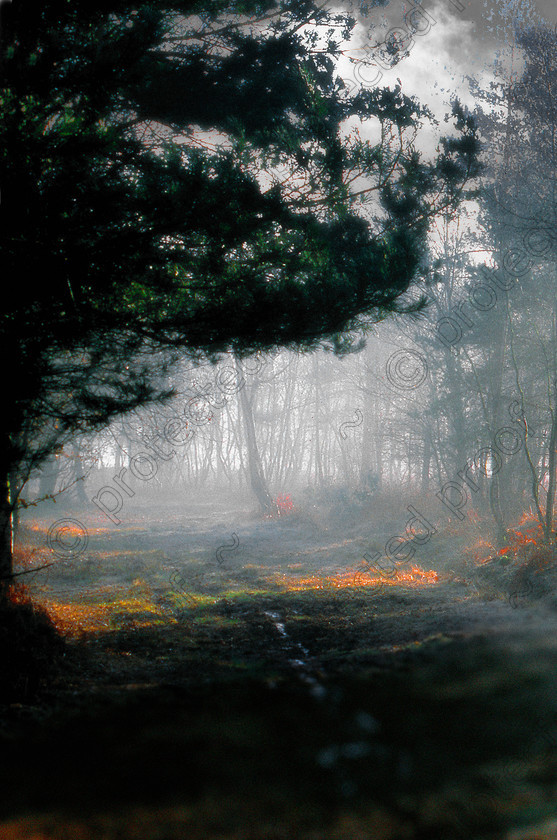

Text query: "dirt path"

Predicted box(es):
[4, 502, 557, 838]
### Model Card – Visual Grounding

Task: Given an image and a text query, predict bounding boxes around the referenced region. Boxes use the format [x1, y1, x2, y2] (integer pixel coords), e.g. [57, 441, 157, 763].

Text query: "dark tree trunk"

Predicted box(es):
[38, 454, 59, 501]
[0, 471, 14, 597]
[71, 443, 88, 506]
[236, 358, 274, 513]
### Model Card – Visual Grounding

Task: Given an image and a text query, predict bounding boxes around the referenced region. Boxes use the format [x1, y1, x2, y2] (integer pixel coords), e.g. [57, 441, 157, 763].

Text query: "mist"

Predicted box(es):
[6, 1, 557, 838]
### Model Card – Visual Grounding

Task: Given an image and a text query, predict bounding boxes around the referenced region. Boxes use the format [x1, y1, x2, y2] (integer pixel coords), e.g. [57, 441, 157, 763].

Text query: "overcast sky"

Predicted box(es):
[336, 0, 556, 118]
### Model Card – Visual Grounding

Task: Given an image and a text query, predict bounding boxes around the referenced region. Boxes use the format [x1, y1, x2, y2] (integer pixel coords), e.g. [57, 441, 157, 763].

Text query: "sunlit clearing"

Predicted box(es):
[36, 582, 178, 636]
[274, 564, 440, 593]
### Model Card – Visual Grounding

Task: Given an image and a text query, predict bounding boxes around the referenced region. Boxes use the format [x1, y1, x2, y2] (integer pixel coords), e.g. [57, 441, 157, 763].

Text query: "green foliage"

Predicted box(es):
[0, 0, 480, 482]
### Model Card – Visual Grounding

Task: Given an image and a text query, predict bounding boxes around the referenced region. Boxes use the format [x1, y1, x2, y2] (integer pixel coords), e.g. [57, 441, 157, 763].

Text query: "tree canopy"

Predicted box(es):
[0, 0, 480, 582]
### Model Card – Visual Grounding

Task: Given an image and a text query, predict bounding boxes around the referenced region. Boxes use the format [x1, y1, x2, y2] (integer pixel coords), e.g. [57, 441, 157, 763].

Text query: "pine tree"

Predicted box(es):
[0, 0, 480, 586]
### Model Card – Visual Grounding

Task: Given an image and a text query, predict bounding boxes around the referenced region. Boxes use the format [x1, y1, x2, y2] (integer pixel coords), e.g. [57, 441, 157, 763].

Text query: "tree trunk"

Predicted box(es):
[359, 347, 376, 485]
[543, 384, 557, 543]
[313, 356, 324, 485]
[0, 471, 14, 596]
[236, 358, 274, 513]
[38, 453, 59, 501]
[69, 443, 88, 506]
[421, 429, 431, 493]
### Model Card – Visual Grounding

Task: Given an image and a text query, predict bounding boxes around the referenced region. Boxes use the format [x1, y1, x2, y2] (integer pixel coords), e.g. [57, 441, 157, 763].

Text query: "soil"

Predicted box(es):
[3, 497, 557, 839]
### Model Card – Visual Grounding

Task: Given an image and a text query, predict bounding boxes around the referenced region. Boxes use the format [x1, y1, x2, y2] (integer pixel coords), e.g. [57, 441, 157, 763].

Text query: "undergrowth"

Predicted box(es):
[0, 583, 65, 703]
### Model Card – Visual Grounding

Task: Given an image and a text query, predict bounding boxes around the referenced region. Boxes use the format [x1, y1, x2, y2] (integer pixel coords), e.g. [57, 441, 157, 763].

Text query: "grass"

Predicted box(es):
[4, 505, 557, 838]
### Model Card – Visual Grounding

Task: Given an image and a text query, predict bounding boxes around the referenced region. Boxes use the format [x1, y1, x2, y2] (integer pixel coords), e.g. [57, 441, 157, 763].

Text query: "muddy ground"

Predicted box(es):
[3, 496, 557, 839]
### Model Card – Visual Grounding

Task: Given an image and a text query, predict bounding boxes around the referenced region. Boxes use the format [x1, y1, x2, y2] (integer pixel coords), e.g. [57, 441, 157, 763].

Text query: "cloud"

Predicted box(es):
[336, 0, 555, 112]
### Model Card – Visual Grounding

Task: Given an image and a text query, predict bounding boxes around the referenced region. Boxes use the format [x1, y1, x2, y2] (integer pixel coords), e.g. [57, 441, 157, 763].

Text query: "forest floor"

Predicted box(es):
[3, 496, 557, 839]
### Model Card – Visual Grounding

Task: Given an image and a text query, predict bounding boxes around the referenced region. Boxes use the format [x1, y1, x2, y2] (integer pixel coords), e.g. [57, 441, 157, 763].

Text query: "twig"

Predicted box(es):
[0, 563, 54, 581]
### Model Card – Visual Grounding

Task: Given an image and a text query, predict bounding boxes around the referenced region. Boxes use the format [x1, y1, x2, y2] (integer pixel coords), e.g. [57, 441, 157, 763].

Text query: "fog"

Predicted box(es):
[15, 301, 557, 835]
[20, 274, 557, 609]
[7, 2, 557, 837]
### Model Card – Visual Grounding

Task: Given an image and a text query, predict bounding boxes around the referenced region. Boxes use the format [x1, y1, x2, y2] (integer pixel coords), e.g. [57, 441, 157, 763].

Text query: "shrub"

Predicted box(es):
[0, 584, 65, 703]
